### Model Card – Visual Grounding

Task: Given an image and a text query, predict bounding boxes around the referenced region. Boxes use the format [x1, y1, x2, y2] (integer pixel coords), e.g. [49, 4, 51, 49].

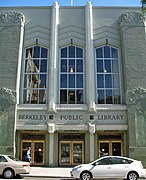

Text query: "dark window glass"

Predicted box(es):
[96, 47, 103, 58]
[98, 90, 104, 104]
[60, 90, 67, 104]
[76, 59, 83, 72]
[111, 48, 118, 58]
[60, 74, 67, 88]
[77, 75, 83, 88]
[60, 46, 84, 104]
[104, 46, 110, 58]
[105, 74, 112, 88]
[97, 74, 104, 88]
[61, 47, 67, 58]
[24, 46, 48, 104]
[33, 46, 40, 58]
[106, 90, 113, 104]
[68, 90, 75, 104]
[41, 48, 47, 58]
[40, 74, 46, 87]
[61, 59, 67, 72]
[69, 46, 75, 58]
[40, 60, 47, 72]
[76, 47, 83, 58]
[97, 59, 103, 73]
[69, 59, 75, 72]
[69, 74, 75, 88]
[77, 90, 83, 104]
[105, 60, 111, 72]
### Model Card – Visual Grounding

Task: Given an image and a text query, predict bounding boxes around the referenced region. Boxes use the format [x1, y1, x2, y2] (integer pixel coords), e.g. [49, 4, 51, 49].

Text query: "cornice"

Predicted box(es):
[119, 11, 145, 26]
[0, 11, 25, 24]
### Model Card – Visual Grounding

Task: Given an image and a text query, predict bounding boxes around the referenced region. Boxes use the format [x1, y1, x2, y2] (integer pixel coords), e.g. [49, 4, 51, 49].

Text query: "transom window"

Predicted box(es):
[60, 46, 84, 104]
[23, 46, 48, 104]
[96, 46, 121, 104]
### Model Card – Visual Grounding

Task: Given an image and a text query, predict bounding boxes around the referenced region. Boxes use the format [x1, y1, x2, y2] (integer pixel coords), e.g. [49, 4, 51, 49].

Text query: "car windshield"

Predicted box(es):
[8, 156, 20, 161]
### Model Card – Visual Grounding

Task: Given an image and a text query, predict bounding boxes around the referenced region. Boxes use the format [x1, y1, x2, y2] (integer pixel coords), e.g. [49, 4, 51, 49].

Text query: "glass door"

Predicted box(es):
[59, 141, 84, 166]
[21, 141, 45, 165]
[99, 142, 109, 157]
[73, 141, 84, 164]
[59, 141, 71, 165]
[34, 142, 44, 164]
[21, 141, 31, 161]
[99, 140, 122, 158]
[112, 141, 122, 156]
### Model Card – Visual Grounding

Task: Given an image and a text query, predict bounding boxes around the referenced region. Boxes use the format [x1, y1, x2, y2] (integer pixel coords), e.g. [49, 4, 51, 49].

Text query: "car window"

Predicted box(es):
[98, 157, 113, 165]
[112, 157, 133, 164]
[0, 156, 7, 162]
[8, 156, 20, 161]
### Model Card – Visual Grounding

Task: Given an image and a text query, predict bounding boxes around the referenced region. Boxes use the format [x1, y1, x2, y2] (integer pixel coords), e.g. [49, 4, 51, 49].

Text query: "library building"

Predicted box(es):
[0, 1, 146, 167]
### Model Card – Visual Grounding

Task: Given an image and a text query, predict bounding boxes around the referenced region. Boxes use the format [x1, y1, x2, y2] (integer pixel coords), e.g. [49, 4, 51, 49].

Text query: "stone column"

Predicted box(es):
[48, 1, 59, 112]
[48, 123, 55, 166]
[89, 123, 95, 161]
[85, 1, 96, 112]
[0, 11, 25, 156]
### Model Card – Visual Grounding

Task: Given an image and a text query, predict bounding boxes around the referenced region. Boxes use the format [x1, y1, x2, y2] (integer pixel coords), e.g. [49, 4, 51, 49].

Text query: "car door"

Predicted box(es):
[91, 157, 113, 178]
[0, 156, 7, 175]
[109, 157, 131, 178]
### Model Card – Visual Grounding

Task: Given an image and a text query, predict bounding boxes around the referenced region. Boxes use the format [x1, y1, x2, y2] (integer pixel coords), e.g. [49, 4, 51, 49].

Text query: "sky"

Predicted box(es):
[0, 0, 142, 7]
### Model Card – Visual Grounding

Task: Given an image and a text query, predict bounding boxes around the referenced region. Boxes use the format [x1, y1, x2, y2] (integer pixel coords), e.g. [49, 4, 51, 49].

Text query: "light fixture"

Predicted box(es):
[70, 67, 74, 72]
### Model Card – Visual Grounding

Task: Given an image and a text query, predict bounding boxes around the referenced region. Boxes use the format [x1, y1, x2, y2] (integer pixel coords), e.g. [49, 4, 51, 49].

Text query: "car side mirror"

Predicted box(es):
[95, 162, 99, 166]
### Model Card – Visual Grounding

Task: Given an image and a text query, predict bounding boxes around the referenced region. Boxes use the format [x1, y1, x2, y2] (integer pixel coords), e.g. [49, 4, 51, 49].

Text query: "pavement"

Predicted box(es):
[23, 166, 146, 179]
[23, 166, 73, 178]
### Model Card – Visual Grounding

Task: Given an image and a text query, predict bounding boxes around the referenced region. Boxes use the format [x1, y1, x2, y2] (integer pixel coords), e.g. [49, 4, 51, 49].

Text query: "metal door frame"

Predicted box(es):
[99, 140, 123, 158]
[21, 140, 45, 165]
[59, 140, 84, 166]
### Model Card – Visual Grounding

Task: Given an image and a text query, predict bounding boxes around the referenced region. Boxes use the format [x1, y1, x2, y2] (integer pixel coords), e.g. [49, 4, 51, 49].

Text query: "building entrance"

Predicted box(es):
[58, 133, 85, 166]
[98, 134, 123, 158]
[21, 140, 45, 165]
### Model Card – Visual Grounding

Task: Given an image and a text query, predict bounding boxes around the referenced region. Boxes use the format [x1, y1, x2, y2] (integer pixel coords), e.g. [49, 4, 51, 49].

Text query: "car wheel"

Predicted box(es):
[3, 169, 14, 179]
[80, 171, 92, 180]
[127, 172, 138, 180]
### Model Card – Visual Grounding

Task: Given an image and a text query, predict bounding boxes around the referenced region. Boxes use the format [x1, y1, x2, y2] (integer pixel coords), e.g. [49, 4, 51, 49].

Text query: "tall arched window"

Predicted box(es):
[60, 46, 84, 104]
[96, 45, 121, 104]
[23, 46, 48, 104]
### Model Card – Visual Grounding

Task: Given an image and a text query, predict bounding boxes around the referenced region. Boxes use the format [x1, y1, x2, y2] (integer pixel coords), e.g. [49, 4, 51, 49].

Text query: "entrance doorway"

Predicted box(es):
[59, 141, 84, 166]
[21, 140, 45, 165]
[58, 133, 85, 166]
[99, 140, 123, 158]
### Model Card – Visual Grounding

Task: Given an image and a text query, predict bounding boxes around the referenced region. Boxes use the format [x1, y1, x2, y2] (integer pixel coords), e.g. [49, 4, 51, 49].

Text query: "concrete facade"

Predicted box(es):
[0, 2, 146, 167]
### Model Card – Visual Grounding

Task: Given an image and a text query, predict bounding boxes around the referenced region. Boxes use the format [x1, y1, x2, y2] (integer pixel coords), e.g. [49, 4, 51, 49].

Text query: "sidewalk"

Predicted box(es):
[23, 166, 73, 178]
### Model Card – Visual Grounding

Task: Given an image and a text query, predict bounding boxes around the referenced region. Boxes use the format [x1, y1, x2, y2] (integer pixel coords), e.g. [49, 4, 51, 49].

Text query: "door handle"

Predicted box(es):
[107, 166, 111, 169]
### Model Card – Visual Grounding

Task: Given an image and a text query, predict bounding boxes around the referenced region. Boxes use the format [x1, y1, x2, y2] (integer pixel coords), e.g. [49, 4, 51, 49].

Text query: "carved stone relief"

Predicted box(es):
[0, 11, 25, 24]
[0, 87, 16, 105]
[119, 12, 145, 26]
[126, 87, 146, 146]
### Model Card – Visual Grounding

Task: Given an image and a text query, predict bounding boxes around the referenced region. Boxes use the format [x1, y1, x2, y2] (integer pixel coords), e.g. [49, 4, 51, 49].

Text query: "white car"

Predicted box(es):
[71, 156, 145, 180]
[0, 154, 31, 179]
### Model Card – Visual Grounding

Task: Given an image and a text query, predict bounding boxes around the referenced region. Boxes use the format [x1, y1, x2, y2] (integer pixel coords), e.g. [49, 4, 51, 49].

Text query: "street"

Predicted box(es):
[0, 176, 145, 180]
[0, 177, 74, 180]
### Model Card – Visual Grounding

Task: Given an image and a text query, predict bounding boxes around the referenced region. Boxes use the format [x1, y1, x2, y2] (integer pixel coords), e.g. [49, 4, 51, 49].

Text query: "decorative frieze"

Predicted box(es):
[126, 87, 146, 104]
[119, 12, 145, 26]
[0, 87, 16, 104]
[0, 11, 25, 24]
